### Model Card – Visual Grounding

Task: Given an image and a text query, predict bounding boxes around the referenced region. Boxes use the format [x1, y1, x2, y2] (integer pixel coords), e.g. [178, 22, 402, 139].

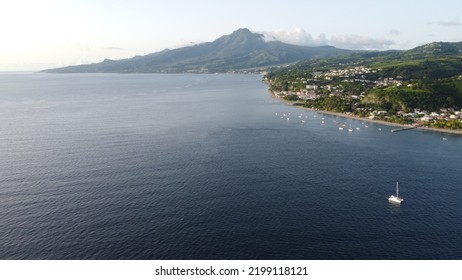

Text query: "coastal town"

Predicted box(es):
[266, 65, 462, 131]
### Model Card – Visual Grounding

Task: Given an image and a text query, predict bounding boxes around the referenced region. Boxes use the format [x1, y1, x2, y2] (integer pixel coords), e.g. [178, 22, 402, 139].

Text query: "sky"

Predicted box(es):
[1, 0, 462, 71]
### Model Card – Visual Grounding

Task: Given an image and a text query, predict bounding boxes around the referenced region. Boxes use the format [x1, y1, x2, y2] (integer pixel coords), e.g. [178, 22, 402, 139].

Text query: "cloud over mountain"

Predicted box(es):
[263, 27, 395, 50]
[429, 18, 461, 27]
[329, 34, 394, 50]
[263, 28, 328, 46]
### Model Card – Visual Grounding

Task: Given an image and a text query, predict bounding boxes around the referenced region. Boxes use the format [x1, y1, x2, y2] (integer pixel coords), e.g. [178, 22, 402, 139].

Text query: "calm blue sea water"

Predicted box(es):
[0, 73, 461, 260]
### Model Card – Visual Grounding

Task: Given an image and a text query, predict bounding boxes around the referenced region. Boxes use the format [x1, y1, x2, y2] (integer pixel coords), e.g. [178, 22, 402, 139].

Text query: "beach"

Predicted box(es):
[269, 91, 462, 135]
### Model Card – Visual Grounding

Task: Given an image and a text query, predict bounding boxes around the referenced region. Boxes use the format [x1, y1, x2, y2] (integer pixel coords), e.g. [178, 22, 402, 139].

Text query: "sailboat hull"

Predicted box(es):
[388, 195, 404, 204]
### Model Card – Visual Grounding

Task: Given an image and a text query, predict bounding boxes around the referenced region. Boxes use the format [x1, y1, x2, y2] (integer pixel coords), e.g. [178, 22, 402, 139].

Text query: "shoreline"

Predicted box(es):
[269, 91, 462, 135]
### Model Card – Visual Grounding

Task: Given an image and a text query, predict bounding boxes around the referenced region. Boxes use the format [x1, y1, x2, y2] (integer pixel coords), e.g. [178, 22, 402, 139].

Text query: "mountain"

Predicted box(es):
[42, 28, 354, 73]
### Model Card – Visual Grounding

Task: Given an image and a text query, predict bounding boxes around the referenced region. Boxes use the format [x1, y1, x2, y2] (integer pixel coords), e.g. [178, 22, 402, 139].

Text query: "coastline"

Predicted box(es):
[268, 91, 462, 135]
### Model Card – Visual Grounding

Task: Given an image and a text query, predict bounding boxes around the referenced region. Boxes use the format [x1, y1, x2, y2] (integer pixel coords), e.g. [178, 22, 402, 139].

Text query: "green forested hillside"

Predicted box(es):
[265, 42, 462, 129]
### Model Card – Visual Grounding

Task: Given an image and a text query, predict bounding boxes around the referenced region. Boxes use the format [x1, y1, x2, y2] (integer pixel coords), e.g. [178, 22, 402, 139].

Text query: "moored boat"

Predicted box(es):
[388, 182, 404, 204]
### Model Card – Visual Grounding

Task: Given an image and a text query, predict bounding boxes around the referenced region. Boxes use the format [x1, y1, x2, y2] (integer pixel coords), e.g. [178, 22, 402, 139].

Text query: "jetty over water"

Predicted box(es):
[391, 124, 422, 133]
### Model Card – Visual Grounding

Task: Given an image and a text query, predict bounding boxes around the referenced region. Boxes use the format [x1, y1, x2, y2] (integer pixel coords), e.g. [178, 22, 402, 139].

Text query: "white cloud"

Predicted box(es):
[102, 46, 125, 51]
[172, 40, 206, 49]
[263, 28, 328, 46]
[262, 27, 395, 50]
[429, 18, 461, 26]
[330, 34, 395, 50]
[388, 29, 401, 36]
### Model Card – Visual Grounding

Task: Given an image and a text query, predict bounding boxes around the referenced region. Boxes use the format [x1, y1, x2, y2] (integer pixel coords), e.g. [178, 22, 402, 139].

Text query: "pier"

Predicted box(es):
[391, 124, 422, 133]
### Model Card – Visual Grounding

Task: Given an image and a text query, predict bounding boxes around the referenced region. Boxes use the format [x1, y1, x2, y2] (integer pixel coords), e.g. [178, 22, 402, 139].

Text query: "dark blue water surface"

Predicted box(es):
[0, 73, 461, 259]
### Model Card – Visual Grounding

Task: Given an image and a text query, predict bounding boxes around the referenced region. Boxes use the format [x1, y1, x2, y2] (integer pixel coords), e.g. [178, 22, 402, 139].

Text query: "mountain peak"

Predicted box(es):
[231, 28, 254, 36]
[214, 28, 264, 46]
[232, 28, 263, 40]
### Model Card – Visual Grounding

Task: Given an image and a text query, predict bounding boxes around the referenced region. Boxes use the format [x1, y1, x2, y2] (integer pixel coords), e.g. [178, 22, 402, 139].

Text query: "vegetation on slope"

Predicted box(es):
[265, 42, 462, 129]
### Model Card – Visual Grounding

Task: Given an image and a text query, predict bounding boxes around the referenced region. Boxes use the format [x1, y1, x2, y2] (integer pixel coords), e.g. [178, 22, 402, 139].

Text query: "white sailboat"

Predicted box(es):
[388, 182, 404, 204]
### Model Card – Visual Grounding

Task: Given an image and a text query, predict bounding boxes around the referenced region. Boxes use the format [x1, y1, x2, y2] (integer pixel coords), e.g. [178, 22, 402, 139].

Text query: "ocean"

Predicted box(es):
[0, 73, 461, 259]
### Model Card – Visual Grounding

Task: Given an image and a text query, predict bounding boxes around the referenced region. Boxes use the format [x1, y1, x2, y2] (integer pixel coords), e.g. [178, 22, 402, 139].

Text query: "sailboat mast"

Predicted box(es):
[396, 182, 399, 197]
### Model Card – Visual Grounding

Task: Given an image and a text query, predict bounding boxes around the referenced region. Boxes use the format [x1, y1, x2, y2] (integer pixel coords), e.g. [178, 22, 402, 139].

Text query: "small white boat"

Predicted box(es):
[339, 127, 344, 130]
[388, 182, 404, 204]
